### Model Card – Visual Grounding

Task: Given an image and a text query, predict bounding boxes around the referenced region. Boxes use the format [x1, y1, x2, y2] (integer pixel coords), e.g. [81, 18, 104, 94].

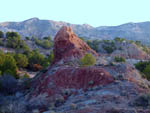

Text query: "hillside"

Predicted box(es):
[1, 18, 150, 44]
[1, 26, 150, 113]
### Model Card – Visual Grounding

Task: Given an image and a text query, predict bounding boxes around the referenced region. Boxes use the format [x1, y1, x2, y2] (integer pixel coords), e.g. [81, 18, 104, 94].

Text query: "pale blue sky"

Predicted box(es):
[0, 0, 150, 27]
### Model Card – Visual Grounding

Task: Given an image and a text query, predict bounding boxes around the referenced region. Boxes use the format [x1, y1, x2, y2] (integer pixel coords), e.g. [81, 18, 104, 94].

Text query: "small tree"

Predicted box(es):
[0, 55, 18, 78]
[14, 54, 28, 68]
[43, 36, 52, 41]
[114, 56, 126, 62]
[114, 37, 125, 42]
[143, 65, 150, 80]
[80, 53, 96, 66]
[6, 32, 20, 38]
[0, 31, 4, 38]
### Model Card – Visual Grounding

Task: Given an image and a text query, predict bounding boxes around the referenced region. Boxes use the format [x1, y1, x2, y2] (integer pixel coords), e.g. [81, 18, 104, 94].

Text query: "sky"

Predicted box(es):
[0, 0, 150, 27]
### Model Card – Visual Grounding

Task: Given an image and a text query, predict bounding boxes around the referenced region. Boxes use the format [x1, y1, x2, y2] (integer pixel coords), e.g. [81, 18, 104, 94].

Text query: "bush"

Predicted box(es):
[80, 53, 96, 66]
[43, 36, 52, 41]
[0, 98, 27, 113]
[25, 36, 30, 40]
[28, 50, 45, 69]
[35, 39, 53, 49]
[23, 73, 30, 78]
[47, 51, 54, 63]
[14, 53, 28, 68]
[6, 36, 21, 48]
[133, 94, 150, 107]
[0, 53, 18, 78]
[6, 32, 29, 51]
[6, 32, 20, 38]
[135, 61, 150, 80]
[114, 37, 125, 43]
[135, 41, 142, 47]
[79, 37, 85, 41]
[0, 75, 18, 94]
[19, 73, 30, 79]
[114, 56, 126, 62]
[0, 31, 4, 38]
[102, 41, 116, 54]
[0, 39, 4, 46]
[27, 50, 51, 70]
[87, 39, 100, 52]
[143, 65, 150, 80]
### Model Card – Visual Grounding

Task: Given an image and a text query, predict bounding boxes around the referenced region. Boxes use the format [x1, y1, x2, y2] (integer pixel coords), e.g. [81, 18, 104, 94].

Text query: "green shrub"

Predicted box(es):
[25, 36, 30, 40]
[133, 94, 150, 107]
[80, 53, 96, 66]
[14, 53, 28, 68]
[143, 65, 150, 80]
[0, 54, 18, 78]
[79, 37, 85, 41]
[114, 37, 125, 42]
[0, 39, 4, 46]
[102, 41, 116, 54]
[6, 36, 21, 48]
[0, 31, 4, 38]
[142, 45, 150, 54]
[114, 56, 126, 62]
[43, 51, 54, 67]
[43, 36, 52, 41]
[35, 39, 53, 49]
[27, 50, 48, 70]
[22, 73, 30, 79]
[135, 61, 150, 80]
[135, 41, 142, 47]
[6, 32, 20, 38]
[87, 39, 100, 52]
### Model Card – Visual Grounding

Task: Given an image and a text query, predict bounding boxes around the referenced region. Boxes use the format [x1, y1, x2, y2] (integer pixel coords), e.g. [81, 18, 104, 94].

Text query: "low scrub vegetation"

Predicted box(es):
[114, 56, 126, 62]
[132, 94, 150, 108]
[87, 39, 101, 52]
[0, 31, 54, 79]
[34, 37, 53, 49]
[135, 61, 150, 80]
[80, 53, 96, 66]
[102, 40, 116, 54]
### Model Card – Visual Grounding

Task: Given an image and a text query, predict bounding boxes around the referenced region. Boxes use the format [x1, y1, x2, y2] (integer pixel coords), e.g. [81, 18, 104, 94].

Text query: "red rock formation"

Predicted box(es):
[31, 66, 114, 97]
[53, 26, 98, 63]
[27, 26, 150, 113]
[30, 26, 114, 99]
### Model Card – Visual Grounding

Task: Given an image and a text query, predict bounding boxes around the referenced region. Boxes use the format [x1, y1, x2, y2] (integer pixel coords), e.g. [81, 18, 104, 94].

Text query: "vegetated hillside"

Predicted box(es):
[1, 18, 150, 44]
[0, 31, 54, 79]
[1, 26, 150, 113]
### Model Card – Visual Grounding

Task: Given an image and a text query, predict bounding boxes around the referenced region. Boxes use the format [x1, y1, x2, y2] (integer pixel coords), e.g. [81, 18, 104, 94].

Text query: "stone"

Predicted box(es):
[53, 26, 98, 64]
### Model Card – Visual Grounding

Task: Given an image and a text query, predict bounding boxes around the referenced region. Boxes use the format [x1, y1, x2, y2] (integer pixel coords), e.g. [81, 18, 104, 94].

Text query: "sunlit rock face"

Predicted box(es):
[53, 26, 98, 64]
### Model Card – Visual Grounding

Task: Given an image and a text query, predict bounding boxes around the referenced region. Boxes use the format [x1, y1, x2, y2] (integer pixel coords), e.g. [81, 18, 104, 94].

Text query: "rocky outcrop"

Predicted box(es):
[53, 26, 98, 63]
[27, 26, 150, 113]
[28, 26, 114, 106]
[98, 41, 150, 60]
[110, 43, 150, 60]
[31, 66, 114, 97]
[30, 26, 113, 98]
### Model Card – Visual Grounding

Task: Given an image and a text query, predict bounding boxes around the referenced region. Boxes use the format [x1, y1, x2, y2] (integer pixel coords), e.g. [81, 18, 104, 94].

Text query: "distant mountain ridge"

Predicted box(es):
[0, 18, 150, 43]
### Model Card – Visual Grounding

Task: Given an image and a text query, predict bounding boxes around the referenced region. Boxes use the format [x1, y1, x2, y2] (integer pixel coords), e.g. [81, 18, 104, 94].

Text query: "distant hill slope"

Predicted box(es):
[1, 18, 150, 43]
